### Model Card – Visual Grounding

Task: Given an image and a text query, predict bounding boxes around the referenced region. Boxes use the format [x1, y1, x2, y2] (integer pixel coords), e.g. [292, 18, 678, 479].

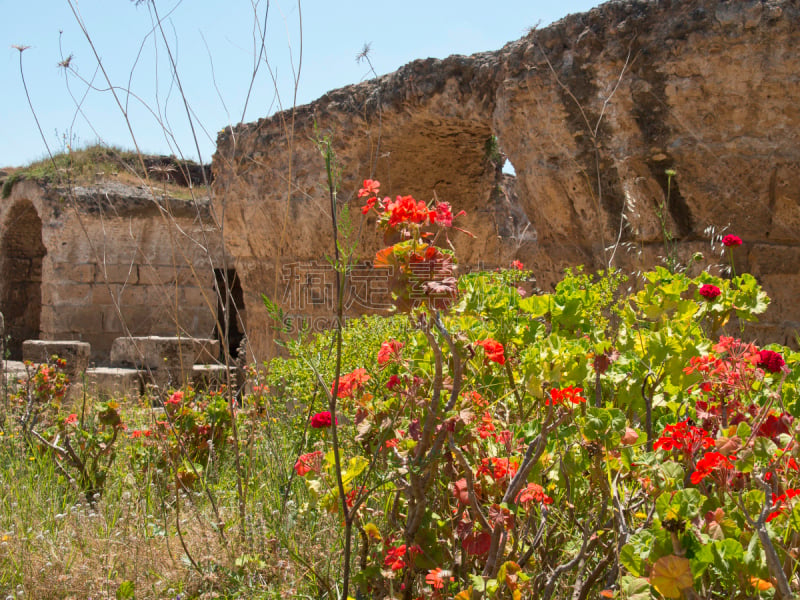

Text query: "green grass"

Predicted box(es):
[1, 144, 203, 200]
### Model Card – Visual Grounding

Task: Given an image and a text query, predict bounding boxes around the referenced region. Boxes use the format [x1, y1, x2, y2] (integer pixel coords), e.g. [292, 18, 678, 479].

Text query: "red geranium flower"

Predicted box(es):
[358, 179, 380, 198]
[64, 413, 78, 425]
[690, 451, 736, 485]
[386, 374, 402, 390]
[767, 488, 800, 522]
[294, 450, 324, 476]
[698, 284, 721, 300]
[721, 234, 742, 247]
[516, 482, 553, 505]
[546, 385, 587, 406]
[386, 195, 433, 228]
[330, 368, 370, 398]
[310, 411, 336, 429]
[757, 349, 785, 373]
[510, 260, 524, 270]
[431, 201, 454, 227]
[426, 567, 454, 590]
[361, 196, 377, 215]
[653, 419, 714, 454]
[475, 338, 506, 365]
[165, 390, 184, 405]
[477, 457, 519, 481]
[477, 411, 496, 439]
[377, 340, 404, 365]
[384, 544, 421, 571]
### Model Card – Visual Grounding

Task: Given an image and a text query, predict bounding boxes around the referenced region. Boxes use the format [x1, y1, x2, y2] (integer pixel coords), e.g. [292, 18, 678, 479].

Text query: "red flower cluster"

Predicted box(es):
[690, 451, 737, 485]
[477, 411, 496, 440]
[310, 411, 336, 429]
[386, 195, 433, 227]
[359, 179, 465, 232]
[477, 457, 519, 481]
[384, 543, 422, 571]
[721, 234, 742, 247]
[510, 259, 524, 270]
[475, 338, 506, 365]
[653, 419, 715, 454]
[377, 340, 404, 365]
[293, 450, 323, 476]
[426, 567, 454, 590]
[516, 482, 553, 505]
[698, 284, 721, 300]
[358, 179, 382, 214]
[432, 201, 456, 227]
[546, 385, 586, 406]
[386, 374, 402, 390]
[165, 390, 184, 406]
[767, 488, 800, 522]
[758, 349, 785, 373]
[330, 368, 370, 398]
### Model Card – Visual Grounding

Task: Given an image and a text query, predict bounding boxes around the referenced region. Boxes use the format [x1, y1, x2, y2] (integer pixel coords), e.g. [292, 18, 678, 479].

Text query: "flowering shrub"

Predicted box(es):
[277, 185, 800, 599]
[125, 387, 233, 490]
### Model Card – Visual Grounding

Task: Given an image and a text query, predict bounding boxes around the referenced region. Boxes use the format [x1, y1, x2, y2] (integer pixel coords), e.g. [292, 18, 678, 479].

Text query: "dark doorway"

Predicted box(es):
[1, 200, 46, 359]
[214, 268, 245, 360]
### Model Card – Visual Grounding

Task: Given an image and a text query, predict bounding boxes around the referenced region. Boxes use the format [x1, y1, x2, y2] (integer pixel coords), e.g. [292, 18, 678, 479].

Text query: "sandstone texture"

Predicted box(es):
[212, 0, 800, 360]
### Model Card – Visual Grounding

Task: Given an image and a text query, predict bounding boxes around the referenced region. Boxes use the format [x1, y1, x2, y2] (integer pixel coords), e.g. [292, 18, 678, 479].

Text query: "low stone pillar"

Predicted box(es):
[22, 340, 91, 376]
[110, 336, 198, 388]
[193, 339, 220, 364]
[83, 367, 143, 400]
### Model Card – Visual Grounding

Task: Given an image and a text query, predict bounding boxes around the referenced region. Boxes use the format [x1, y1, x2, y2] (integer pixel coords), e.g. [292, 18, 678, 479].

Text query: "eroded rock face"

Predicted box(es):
[213, 0, 800, 360]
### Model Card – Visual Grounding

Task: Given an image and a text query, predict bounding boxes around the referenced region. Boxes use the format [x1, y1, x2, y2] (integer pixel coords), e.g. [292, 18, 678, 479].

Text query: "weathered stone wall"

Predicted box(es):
[212, 0, 800, 361]
[0, 179, 225, 362]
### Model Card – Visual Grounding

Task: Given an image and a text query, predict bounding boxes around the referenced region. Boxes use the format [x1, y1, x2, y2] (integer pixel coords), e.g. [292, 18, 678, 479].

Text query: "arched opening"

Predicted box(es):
[1, 200, 46, 359]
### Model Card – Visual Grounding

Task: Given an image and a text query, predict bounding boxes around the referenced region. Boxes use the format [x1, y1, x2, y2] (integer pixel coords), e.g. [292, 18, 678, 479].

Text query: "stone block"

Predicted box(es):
[180, 286, 211, 308]
[41, 283, 93, 306]
[49, 263, 96, 284]
[94, 263, 138, 284]
[138, 265, 180, 286]
[110, 336, 198, 385]
[41, 305, 105, 334]
[110, 336, 196, 368]
[194, 338, 220, 364]
[22, 340, 91, 376]
[1, 360, 28, 394]
[83, 367, 142, 400]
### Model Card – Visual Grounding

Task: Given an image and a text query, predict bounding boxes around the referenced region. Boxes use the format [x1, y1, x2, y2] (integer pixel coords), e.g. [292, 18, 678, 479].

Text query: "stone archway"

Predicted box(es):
[1, 200, 46, 359]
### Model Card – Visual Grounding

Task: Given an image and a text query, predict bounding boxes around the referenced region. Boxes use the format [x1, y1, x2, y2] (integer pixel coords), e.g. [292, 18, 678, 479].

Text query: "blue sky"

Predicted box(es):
[0, 0, 600, 168]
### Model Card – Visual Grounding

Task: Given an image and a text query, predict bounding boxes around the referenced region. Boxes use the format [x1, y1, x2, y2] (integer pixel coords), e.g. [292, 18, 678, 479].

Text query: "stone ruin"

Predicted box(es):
[0, 177, 239, 363]
[0, 168, 249, 397]
[212, 0, 800, 360]
[2, 0, 800, 372]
